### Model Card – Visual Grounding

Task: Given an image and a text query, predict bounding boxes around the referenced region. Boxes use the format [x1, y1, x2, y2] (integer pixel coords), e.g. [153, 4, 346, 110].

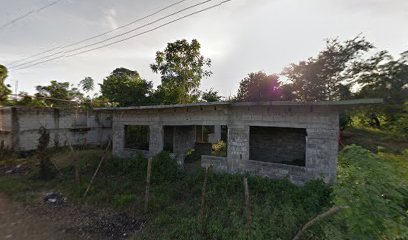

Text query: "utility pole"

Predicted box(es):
[14, 80, 18, 100]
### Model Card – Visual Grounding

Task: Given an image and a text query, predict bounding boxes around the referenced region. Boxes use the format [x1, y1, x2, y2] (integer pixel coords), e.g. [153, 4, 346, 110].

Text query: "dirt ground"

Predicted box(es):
[0, 193, 144, 240]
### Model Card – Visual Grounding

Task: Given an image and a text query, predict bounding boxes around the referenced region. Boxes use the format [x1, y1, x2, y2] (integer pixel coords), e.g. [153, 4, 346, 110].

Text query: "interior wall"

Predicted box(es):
[249, 126, 306, 166]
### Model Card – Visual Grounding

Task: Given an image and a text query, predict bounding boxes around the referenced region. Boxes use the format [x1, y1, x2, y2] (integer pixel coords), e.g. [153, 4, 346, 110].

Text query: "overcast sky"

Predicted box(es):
[1, 0, 407, 97]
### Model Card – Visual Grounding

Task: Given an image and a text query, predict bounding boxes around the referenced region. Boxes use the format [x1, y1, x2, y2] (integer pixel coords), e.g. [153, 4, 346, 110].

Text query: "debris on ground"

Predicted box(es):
[65, 212, 144, 240]
[0, 164, 30, 176]
[86, 213, 143, 239]
[43, 192, 67, 204]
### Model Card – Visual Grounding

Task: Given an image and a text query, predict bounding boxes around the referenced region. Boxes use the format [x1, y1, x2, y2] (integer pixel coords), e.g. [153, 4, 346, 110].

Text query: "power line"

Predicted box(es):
[11, 0, 232, 71]
[67, 1, 232, 57]
[10, 0, 211, 69]
[63, 0, 213, 55]
[0, 0, 64, 31]
[7, 0, 188, 67]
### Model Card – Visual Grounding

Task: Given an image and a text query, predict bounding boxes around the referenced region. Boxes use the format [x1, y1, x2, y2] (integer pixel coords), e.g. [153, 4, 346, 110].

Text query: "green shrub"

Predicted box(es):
[211, 140, 227, 157]
[330, 145, 408, 239]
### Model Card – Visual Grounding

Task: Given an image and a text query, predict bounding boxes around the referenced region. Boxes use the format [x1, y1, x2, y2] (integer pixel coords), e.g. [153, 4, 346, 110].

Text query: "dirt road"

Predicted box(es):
[0, 194, 143, 240]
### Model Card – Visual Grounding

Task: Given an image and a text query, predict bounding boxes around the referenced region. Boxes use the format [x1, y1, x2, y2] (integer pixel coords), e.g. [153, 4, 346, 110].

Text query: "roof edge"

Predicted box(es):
[93, 98, 383, 111]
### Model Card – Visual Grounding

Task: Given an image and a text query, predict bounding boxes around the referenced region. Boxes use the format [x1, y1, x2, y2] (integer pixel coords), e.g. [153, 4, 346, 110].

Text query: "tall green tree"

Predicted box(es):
[351, 51, 408, 128]
[100, 68, 153, 106]
[282, 36, 373, 101]
[202, 88, 223, 102]
[79, 77, 94, 93]
[151, 39, 212, 104]
[0, 64, 11, 103]
[235, 71, 282, 102]
[352, 51, 408, 106]
[35, 80, 82, 107]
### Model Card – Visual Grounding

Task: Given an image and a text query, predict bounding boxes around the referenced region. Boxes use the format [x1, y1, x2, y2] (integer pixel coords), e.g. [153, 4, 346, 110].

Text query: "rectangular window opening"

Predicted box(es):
[163, 126, 174, 153]
[249, 126, 306, 166]
[124, 125, 149, 150]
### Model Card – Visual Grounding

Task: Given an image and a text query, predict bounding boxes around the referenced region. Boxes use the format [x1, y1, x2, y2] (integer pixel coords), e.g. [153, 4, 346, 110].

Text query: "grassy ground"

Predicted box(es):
[0, 150, 332, 240]
[0, 127, 407, 239]
[342, 127, 408, 153]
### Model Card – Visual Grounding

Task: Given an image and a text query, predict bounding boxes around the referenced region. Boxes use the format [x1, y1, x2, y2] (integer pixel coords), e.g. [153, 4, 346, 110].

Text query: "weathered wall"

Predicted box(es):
[0, 107, 112, 152]
[249, 126, 306, 164]
[109, 104, 339, 185]
[221, 106, 339, 184]
[0, 108, 12, 150]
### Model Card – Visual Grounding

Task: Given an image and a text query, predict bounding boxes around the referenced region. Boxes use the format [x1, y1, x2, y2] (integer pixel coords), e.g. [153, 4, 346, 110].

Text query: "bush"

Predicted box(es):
[104, 151, 184, 183]
[211, 140, 227, 157]
[329, 145, 408, 239]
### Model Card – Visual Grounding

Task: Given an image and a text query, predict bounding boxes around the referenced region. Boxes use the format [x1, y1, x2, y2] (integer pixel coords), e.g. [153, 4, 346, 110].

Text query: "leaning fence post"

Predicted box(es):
[292, 206, 349, 240]
[243, 177, 252, 231]
[65, 134, 80, 184]
[200, 166, 210, 235]
[144, 157, 153, 213]
[83, 139, 111, 198]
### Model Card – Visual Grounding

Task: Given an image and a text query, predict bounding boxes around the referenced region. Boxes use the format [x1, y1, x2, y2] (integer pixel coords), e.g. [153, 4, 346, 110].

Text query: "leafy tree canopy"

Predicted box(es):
[202, 88, 223, 102]
[151, 39, 212, 104]
[35, 80, 82, 107]
[282, 36, 373, 101]
[0, 64, 11, 103]
[79, 76, 94, 93]
[100, 68, 153, 107]
[236, 71, 282, 102]
[352, 51, 408, 105]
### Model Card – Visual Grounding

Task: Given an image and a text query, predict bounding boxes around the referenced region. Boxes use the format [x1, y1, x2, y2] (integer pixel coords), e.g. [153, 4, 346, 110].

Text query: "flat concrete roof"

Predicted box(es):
[94, 98, 383, 111]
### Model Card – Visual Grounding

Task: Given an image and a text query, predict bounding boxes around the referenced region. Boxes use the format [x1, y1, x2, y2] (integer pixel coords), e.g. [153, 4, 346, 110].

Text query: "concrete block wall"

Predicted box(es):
[108, 103, 340, 185]
[0, 108, 12, 150]
[0, 107, 112, 152]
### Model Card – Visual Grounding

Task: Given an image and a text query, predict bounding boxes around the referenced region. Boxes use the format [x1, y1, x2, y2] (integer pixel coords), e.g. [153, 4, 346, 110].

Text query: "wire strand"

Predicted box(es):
[7, 0, 187, 67]
[0, 0, 63, 31]
[11, 0, 232, 71]
[10, 0, 212, 69]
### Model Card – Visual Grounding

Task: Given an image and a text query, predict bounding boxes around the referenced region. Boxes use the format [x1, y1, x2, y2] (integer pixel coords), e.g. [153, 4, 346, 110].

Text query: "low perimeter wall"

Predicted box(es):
[0, 107, 112, 152]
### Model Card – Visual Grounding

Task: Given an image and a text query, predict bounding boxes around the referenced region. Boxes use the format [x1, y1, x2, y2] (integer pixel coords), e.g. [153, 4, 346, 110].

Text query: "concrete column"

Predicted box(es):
[149, 125, 164, 155]
[227, 125, 249, 172]
[173, 126, 196, 165]
[305, 128, 339, 183]
[112, 122, 125, 157]
[208, 125, 222, 143]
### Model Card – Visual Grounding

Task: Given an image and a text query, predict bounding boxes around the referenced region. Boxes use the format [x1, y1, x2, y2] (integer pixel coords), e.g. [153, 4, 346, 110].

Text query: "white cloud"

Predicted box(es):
[103, 8, 118, 30]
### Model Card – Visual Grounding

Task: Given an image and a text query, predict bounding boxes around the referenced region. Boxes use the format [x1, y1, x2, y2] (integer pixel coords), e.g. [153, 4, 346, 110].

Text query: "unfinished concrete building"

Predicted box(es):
[0, 99, 380, 185]
[101, 99, 381, 185]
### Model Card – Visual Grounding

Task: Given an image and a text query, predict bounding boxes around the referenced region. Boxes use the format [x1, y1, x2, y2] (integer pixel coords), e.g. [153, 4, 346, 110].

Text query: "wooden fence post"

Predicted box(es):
[243, 177, 252, 230]
[83, 140, 111, 198]
[66, 135, 80, 184]
[144, 157, 153, 213]
[292, 206, 348, 240]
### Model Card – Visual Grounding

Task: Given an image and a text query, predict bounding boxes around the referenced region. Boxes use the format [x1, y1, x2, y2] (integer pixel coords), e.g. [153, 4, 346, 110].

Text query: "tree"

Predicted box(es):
[100, 68, 153, 106]
[282, 36, 373, 101]
[0, 64, 11, 103]
[35, 80, 82, 107]
[202, 88, 223, 102]
[151, 39, 212, 104]
[79, 77, 94, 93]
[352, 51, 408, 106]
[235, 71, 281, 102]
[15, 92, 46, 107]
[351, 51, 408, 128]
